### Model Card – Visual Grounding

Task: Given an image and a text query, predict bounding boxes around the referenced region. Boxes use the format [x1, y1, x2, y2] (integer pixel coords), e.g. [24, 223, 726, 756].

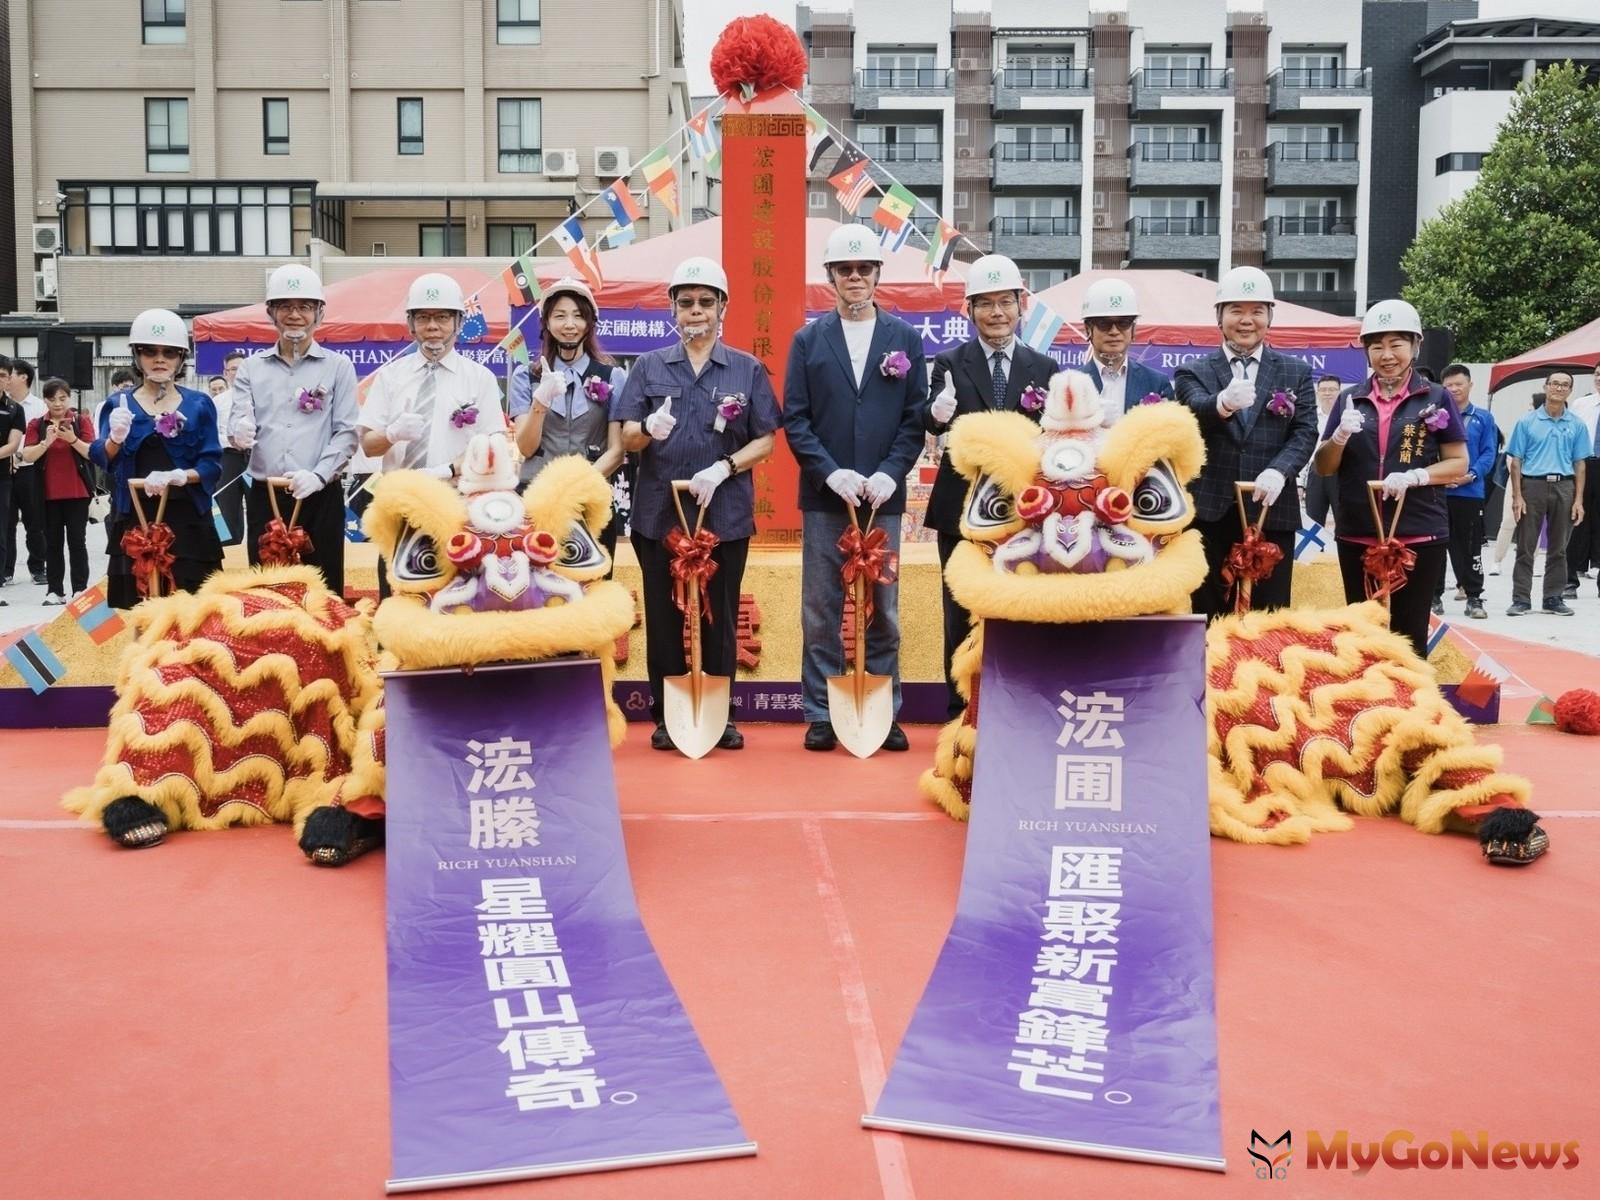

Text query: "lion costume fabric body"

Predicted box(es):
[921, 371, 1538, 859]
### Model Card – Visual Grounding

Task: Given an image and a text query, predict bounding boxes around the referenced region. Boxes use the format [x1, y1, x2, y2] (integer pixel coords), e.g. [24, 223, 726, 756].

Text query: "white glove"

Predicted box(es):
[1380, 467, 1432, 499]
[929, 378, 957, 425]
[863, 471, 896, 507]
[288, 469, 324, 500]
[141, 468, 188, 496]
[231, 409, 256, 450]
[531, 359, 566, 410]
[688, 459, 731, 506]
[108, 400, 134, 445]
[1331, 404, 1366, 445]
[1217, 377, 1256, 417]
[826, 468, 867, 504]
[1251, 467, 1286, 506]
[386, 411, 427, 445]
[645, 397, 676, 441]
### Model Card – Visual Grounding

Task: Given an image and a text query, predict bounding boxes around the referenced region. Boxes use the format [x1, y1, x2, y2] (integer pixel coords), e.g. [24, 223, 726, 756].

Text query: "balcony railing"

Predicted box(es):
[1275, 67, 1370, 89]
[858, 68, 951, 88]
[1270, 141, 1359, 162]
[1268, 216, 1355, 236]
[1129, 142, 1222, 162]
[857, 141, 942, 162]
[1138, 68, 1230, 89]
[58, 179, 325, 256]
[990, 216, 1080, 236]
[995, 141, 1082, 162]
[1127, 216, 1219, 236]
[997, 67, 1090, 89]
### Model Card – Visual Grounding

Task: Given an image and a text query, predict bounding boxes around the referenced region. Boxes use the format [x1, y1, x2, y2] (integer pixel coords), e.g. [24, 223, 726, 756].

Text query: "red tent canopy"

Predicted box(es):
[1489, 315, 1600, 390]
[1032, 269, 1362, 349]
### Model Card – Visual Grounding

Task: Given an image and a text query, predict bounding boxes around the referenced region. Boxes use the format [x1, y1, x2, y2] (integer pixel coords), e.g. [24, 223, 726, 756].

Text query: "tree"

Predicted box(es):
[1402, 62, 1600, 362]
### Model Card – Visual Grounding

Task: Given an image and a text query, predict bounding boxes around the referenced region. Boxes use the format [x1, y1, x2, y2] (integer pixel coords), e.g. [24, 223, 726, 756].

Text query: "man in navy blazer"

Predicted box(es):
[1077, 277, 1173, 421]
[1174, 266, 1318, 618]
[783, 225, 928, 752]
[924, 254, 1058, 717]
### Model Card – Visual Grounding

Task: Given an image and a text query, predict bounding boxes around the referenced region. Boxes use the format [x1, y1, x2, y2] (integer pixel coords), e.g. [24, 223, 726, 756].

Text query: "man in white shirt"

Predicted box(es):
[208, 349, 249, 545]
[1564, 364, 1600, 594]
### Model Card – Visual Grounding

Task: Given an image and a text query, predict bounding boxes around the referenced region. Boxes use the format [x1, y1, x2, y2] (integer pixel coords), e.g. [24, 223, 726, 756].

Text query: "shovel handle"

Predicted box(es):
[1233, 480, 1270, 534]
[1366, 479, 1408, 543]
[670, 480, 709, 537]
[265, 476, 304, 529]
[126, 479, 171, 530]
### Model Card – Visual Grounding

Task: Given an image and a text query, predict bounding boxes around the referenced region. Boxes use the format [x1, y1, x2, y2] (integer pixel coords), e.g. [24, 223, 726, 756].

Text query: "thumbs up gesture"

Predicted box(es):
[929, 377, 957, 425]
[645, 396, 677, 441]
[108, 393, 134, 444]
[531, 357, 565, 410]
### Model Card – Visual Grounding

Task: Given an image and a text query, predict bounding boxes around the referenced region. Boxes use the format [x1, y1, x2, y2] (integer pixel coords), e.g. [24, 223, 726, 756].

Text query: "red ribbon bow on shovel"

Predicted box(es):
[121, 523, 176, 599]
[1363, 541, 1416, 605]
[837, 525, 900, 627]
[258, 518, 313, 567]
[666, 526, 720, 624]
[1222, 526, 1284, 614]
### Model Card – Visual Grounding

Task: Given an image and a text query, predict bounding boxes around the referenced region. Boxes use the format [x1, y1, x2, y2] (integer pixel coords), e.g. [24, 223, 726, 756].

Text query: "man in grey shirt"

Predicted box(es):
[228, 264, 358, 596]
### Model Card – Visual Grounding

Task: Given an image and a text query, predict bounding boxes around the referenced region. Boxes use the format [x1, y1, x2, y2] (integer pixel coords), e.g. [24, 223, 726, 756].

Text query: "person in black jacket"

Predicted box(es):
[923, 254, 1058, 717]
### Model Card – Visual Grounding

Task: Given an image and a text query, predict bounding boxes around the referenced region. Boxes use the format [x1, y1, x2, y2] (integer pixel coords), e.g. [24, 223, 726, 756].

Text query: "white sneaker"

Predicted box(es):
[42, 592, 66, 606]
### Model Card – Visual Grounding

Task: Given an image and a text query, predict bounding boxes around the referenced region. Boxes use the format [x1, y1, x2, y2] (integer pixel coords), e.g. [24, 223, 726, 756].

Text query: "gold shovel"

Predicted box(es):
[826, 502, 894, 759]
[126, 477, 173, 599]
[661, 481, 731, 760]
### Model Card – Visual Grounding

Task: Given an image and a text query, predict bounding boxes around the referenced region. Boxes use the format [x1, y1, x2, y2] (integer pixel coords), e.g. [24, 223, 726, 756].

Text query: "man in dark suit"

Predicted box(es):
[924, 254, 1058, 717]
[1076, 277, 1173, 421]
[784, 225, 929, 752]
[1174, 266, 1318, 618]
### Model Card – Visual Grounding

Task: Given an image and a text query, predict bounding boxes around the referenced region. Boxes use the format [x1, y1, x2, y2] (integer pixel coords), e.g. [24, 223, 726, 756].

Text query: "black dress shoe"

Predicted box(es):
[804, 721, 837, 751]
[716, 724, 744, 750]
[881, 722, 909, 752]
[650, 723, 676, 751]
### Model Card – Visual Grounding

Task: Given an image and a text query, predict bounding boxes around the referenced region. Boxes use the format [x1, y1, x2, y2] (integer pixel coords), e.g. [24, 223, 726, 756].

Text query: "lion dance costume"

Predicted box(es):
[922, 371, 1545, 866]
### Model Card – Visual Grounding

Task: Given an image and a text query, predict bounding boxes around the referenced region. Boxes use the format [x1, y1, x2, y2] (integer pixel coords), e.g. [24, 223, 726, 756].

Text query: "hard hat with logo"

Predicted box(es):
[265, 263, 326, 303]
[128, 308, 189, 351]
[821, 224, 886, 266]
[1081, 278, 1140, 320]
[542, 276, 597, 314]
[668, 256, 729, 298]
[1360, 298, 1424, 340]
[1215, 265, 1275, 307]
[964, 254, 1025, 299]
[406, 272, 466, 314]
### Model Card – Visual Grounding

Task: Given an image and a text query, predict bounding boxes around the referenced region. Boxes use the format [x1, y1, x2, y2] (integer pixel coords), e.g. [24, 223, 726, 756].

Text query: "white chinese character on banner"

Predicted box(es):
[466, 737, 536, 794]
[647, 320, 667, 337]
[478, 922, 560, 957]
[1042, 901, 1122, 945]
[1008, 1049, 1098, 1100]
[1028, 977, 1113, 1017]
[1053, 755, 1123, 811]
[484, 955, 571, 992]
[1032, 946, 1118, 983]
[493, 989, 579, 1028]
[1055, 690, 1126, 749]
[940, 316, 970, 344]
[505, 1068, 606, 1111]
[469, 795, 542, 849]
[498, 1026, 596, 1070]
[477, 878, 551, 920]
[913, 317, 938, 343]
[1049, 846, 1125, 898]
[1015, 1010, 1112, 1057]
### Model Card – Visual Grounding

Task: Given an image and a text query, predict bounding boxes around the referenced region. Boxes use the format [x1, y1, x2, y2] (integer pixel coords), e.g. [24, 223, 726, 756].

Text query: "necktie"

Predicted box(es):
[1232, 356, 1252, 382]
[991, 351, 1009, 409]
[402, 362, 436, 469]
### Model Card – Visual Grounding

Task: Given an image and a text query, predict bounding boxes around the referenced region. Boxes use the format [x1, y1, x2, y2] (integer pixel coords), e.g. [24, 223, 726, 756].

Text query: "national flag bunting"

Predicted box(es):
[876, 219, 912, 253]
[5, 630, 65, 694]
[873, 183, 916, 233]
[602, 221, 636, 249]
[344, 506, 369, 543]
[1019, 299, 1066, 352]
[686, 105, 722, 174]
[639, 148, 680, 218]
[827, 145, 875, 214]
[66, 585, 125, 646]
[1295, 516, 1327, 560]
[1525, 693, 1557, 725]
[923, 219, 958, 284]
[1425, 616, 1450, 657]
[458, 295, 488, 342]
[502, 252, 540, 307]
[552, 216, 603, 294]
[497, 326, 531, 367]
[603, 180, 643, 229]
[808, 133, 838, 174]
[210, 501, 232, 542]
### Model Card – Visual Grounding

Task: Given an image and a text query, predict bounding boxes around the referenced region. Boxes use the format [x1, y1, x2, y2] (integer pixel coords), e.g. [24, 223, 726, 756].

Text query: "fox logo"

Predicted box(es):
[1250, 1130, 1292, 1181]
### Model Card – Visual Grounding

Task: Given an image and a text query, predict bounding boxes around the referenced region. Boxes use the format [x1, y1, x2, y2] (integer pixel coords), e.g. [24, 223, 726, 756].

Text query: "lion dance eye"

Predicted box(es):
[392, 522, 443, 581]
[1129, 461, 1187, 522]
[557, 522, 607, 571]
[964, 475, 1016, 529]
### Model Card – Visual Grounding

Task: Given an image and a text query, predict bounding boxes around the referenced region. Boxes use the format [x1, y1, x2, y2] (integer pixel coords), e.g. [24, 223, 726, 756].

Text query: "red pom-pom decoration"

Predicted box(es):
[710, 16, 808, 99]
[1554, 688, 1600, 734]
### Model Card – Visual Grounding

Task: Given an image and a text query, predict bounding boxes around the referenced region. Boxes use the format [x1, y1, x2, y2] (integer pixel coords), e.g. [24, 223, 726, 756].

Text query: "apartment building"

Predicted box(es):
[5, 0, 688, 333]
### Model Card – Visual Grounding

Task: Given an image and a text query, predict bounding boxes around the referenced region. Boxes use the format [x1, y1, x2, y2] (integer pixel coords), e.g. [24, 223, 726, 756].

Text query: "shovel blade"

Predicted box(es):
[826, 673, 895, 759]
[661, 673, 731, 760]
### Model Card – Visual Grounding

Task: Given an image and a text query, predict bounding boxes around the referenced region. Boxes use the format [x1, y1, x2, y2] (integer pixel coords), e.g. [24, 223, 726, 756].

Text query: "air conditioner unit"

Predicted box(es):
[1237, 146, 1256, 159]
[957, 146, 974, 159]
[372, 241, 387, 256]
[594, 146, 631, 177]
[1233, 221, 1253, 233]
[1093, 139, 1110, 155]
[956, 57, 980, 71]
[32, 223, 61, 255]
[1093, 212, 1110, 229]
[543, 148, 579, 178]
[1105, 11, 1123, 23]
[33, 270, 56, 301]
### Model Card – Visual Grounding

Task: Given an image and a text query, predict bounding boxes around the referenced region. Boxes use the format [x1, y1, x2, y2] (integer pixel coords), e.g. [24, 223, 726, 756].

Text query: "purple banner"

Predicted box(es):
[195, 341, 511, 377]
[1044, 342, 1368, 385]
[383, 659, 754, 1192]
[866, 616, 1224, 1170]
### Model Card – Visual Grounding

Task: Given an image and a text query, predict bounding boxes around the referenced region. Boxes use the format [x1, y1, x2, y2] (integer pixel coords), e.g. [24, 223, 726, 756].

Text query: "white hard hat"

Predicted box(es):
[1360, 298, 1424, 340]
[542, 276, 596, 312]
[266, 263, 326, 303]
[821, 224, 885, 266]
[406, 272, 465, 314]
[1081, 278, 1140, 320]
[668, 256, 729, 297]
[964, 254, 1025, 299]
[128, 308, 189, 351]
[1215, 266, 1275, 307]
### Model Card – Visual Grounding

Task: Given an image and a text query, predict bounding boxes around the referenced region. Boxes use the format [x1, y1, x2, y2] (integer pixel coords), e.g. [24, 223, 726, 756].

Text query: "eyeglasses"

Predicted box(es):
[1547, 380, 1573, 389]
[1088, 317, 1135, 333]
[674, 295, 721, 311]
[971, 295, 1019, 314]
[410, 311, 457, 324]
[832, 263, 878, 278]
[136, 346, 184, 361]
[271, 300, 320, 316]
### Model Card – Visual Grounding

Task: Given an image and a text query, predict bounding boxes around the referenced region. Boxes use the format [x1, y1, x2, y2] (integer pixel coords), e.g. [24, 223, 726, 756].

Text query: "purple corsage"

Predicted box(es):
[714, 393, 748, 433]
[880, 350, 911, 379]
[1140, 391, 1165, 406]
[295, 386, 327, 415]
[1020, 384, 1047, 413]
[450, 403, 478, 429]
[154, 410, 185, 438]
[1420, 403, 1450, 432]
[584, 376, 613, 405]
[1266, 389, 1294, 418]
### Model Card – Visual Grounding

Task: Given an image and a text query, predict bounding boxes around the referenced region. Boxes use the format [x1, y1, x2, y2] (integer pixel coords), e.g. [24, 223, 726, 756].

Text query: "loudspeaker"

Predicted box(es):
[42, 328, 95, 391]
[71, 342, 95, 391]
[1419, 326, 1456, 380]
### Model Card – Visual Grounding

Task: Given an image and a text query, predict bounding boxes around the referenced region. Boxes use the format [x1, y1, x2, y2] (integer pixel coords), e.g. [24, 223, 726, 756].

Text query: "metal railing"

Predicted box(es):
[1129, 141, 1222, 162]
[990, 216, 1080, 236]
[995, 141, 1083, 162]
[997, 67, 1090, 89]
[1127, 216, 1220, 236]
[1267, 215, 1356, 236]
[1274, 67, 1371, 89]
[858, 67, 951, 88]
[1270, 141, 1359, 162]
[1137, 67, 1230, 88]
[857, 141, 942, 162]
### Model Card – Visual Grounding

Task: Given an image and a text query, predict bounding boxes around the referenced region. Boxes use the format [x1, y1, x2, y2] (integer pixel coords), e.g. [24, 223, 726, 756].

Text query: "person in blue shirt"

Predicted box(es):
[1504, 370, 1591, 615]
[1433, 363, 1497, 619]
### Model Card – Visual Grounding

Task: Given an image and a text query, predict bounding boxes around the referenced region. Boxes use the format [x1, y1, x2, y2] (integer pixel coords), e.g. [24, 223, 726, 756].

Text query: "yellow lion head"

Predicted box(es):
[944, 370, 1209, 622]
[362, 434, 634, 669]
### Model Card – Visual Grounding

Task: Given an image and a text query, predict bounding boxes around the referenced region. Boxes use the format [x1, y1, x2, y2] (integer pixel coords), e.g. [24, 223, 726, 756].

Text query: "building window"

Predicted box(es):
[398, 98, 424, 155]
[1281, 47, 1345, 88]
[142, 0, 186, 45]
[419, 223, 467, 256]
[497, 98, 542, 173]
[497, 0, 542, 46]
[1018, 266, 1067, 291]
[488, 223, 536, 258]
[996, 126, 1079, 162]
[857, 124, 939, 161]
[809, 191, 827, 210]
[63, 183, 313, 256]
[863, 46, 938, 87]
[1267, 196, 1351, 234]
[263, 99, 290, 156]
[1436, 152, 1486, 174]
[1267, 269, 1339, 293]
[145, 98, 190, 172]
[1144, 48, 1211, 87]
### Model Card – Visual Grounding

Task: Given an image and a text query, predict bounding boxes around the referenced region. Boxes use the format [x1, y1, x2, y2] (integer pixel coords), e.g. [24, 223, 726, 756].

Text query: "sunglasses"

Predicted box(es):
[1089, 317, 1136, 333]
[832, 263, 878, 278]
[137, 346, 184, 360]
[674, 296, 721, 311]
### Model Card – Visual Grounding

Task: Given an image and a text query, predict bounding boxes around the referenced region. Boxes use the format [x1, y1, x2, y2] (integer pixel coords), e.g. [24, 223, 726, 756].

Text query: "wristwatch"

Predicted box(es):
[720, 453, 738, 475]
